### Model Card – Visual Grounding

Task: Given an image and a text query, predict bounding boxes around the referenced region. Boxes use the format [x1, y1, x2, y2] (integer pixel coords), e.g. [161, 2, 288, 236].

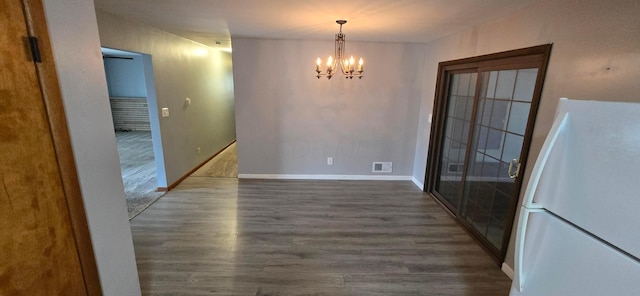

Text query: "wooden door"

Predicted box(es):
[0, 0, 100, 294]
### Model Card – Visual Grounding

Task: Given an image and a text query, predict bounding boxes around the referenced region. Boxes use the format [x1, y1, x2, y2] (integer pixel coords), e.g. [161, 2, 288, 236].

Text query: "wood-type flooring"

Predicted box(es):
[116, 131, 164, 219]
[131, 178, 512, 295]
[192, 142, 238, 178]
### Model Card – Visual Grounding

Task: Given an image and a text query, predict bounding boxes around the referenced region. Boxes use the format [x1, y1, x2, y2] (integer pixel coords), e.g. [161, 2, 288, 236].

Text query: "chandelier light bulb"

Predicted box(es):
[327, 56, 333, 68]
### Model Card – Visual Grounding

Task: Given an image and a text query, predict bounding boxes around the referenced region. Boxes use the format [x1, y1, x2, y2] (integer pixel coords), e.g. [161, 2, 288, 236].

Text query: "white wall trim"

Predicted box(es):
[411, 177, 424, 190]
[238, 174, 412, 181]
[501, 262, 514, 280]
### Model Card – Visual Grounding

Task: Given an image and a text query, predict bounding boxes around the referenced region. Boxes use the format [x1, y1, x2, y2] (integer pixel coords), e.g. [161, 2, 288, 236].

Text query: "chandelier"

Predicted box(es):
[315, 20, 364, 79]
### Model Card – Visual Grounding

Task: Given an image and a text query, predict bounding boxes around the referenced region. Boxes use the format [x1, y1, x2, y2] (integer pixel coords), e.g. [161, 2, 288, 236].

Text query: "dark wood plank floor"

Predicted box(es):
[130, 178, 512, 295]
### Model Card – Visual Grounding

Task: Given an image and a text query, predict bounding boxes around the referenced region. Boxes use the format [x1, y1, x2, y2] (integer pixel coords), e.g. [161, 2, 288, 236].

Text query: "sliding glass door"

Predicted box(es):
[460, 68, 538, 250]
[434, 72, 477, 211]
[426, 45, 552, 262]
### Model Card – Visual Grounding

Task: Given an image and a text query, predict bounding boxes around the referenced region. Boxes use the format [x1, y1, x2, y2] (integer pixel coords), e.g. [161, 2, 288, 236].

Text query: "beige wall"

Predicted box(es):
[233, 38, 427, 177]
[412, 0, 640, 269]
[96, 11, 237, 184]
[41, 0, 141, 294]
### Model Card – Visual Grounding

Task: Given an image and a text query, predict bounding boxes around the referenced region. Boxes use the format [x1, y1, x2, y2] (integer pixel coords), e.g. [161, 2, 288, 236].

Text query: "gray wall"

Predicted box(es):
[233, 38, 427, 177]
[96, 11, 237, 184]
[41, 0, 141, 294]
[412, 0, 640, 270]
[103, 55, 147, 97]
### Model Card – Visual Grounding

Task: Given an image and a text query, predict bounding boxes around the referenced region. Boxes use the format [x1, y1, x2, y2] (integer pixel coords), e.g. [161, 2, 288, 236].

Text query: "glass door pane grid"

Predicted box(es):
[462, 74, 498, 241]
[461, 69, 535, 249]
[436, 72, 477, 210]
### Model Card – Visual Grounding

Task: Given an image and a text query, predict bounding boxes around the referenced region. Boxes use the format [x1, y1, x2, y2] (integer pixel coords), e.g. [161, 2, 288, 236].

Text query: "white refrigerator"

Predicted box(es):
[509, 98, 640, 295]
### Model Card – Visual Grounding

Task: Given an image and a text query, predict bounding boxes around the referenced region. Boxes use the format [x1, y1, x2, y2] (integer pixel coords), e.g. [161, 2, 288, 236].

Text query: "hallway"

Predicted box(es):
[191, 142, 238, 178]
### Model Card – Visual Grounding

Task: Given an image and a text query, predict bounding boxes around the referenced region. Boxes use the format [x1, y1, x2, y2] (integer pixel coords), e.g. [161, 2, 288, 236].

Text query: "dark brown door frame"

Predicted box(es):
[424, 44, 553, 263]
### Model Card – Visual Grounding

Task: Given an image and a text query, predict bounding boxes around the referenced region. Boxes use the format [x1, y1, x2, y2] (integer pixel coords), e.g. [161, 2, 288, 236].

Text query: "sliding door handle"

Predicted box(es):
[508, 159, 521, 179]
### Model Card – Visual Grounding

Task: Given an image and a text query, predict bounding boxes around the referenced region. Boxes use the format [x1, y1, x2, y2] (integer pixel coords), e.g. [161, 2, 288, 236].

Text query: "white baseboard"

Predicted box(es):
[411, 177, 424, 190]
[501, 262, 514, 280]
[238, 174, 412, 181]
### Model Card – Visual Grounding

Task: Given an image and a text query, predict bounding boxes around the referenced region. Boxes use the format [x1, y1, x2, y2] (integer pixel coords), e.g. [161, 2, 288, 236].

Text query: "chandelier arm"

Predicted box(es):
[335, 34, 341, 74]
[336, 32, 349, 75]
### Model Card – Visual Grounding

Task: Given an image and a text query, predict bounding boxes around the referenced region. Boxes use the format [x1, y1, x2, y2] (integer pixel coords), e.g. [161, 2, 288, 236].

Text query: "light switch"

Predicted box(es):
[161, 108, 169, 117]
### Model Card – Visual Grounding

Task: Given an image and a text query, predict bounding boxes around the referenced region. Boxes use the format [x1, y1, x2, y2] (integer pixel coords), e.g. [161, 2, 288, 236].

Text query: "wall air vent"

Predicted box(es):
[372, 162, 392, 173]
[447, 163, 464, 174]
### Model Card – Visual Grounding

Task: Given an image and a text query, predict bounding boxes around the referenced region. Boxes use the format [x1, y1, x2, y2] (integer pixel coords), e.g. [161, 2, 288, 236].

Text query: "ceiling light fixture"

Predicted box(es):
[315, 20, 364, 80]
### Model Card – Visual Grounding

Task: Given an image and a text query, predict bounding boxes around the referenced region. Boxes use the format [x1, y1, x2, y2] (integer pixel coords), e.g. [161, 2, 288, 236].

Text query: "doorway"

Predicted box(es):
[425, 45, 552, 262]
[101, 47, 167, 219]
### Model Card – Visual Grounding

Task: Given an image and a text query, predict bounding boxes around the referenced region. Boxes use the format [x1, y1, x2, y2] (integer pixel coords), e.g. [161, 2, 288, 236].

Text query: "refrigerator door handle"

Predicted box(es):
[514, 207, 545, 292]
[508, 159, 521, 179]
[521, 112, 569, 207]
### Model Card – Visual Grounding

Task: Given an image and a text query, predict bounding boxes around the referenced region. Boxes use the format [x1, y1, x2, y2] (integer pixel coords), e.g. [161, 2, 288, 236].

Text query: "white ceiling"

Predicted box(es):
[94, 0, 538, 48]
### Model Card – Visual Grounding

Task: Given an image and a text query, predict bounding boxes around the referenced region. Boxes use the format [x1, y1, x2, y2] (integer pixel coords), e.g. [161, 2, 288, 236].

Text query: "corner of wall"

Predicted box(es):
[42, 0, 142, 294]
[411, 176, 424, 190]
[501, 262, 515, 280]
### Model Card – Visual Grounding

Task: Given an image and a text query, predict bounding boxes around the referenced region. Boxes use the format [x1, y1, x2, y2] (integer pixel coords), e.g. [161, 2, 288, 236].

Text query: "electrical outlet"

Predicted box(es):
[197, 147, 201, 155]
[327, 157, 333, 165]
[161, 107, 169, 117]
